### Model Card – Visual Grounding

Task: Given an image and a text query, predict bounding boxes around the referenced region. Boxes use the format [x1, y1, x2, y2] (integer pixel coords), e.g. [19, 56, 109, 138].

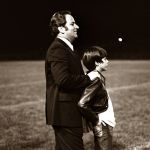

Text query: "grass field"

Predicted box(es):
[0, 60, 150, 150]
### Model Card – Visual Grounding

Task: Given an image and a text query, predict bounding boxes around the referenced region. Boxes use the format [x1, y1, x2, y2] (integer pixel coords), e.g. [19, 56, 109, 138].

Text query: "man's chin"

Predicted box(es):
[75, 35, 78, 38]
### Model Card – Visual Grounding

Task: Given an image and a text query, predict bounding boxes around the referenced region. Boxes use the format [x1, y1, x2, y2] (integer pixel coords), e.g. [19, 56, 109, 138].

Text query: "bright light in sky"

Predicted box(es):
[118, 37, 123, 42]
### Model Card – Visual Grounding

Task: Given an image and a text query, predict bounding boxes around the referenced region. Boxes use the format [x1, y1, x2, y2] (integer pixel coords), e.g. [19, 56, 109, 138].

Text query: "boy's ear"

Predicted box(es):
[95, 61, 100, 66]
[58, 26, 66, 33]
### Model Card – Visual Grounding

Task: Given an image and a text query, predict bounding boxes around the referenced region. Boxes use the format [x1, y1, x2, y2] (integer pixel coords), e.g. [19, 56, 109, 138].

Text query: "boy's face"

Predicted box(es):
[96, 57, 109, 72]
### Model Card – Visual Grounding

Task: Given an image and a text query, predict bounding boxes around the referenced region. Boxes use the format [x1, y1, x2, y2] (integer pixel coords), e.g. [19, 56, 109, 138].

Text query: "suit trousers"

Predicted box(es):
[53, 126, 84, 150]
[94, 124, 113, 150]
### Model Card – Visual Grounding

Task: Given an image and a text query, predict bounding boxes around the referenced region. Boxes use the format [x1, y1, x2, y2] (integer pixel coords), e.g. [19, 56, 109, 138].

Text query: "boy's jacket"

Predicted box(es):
[78, 77, 108, 125]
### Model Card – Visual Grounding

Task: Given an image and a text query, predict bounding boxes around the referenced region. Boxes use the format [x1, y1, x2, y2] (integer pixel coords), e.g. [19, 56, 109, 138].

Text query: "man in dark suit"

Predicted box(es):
[45, 10, 99, 150]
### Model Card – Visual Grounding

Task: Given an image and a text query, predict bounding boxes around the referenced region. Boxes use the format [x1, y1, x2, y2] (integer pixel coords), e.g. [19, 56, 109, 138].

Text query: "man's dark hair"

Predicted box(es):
[82, 46, 107, 71]
[49, 10, 71, 37]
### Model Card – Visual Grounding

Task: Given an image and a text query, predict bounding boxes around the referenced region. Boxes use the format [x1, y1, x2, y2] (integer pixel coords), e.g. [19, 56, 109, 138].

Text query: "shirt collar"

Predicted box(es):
[57, 36, 74, 51]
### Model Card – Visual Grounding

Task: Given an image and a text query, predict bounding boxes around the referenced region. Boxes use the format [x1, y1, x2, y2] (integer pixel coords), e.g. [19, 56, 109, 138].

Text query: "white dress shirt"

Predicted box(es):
[57, 36, 74, 51]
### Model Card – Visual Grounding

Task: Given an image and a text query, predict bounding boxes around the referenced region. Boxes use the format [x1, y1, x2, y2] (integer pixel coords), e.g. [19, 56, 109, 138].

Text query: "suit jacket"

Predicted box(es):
[45, 38, 91, 127]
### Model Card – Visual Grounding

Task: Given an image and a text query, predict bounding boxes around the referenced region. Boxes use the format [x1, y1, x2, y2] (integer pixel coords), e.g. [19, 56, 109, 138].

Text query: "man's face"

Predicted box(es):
[64, 14, 79, 41]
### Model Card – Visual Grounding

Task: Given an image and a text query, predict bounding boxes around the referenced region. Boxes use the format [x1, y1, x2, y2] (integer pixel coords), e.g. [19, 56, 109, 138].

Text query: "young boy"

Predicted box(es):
[78, 46, 116, 150]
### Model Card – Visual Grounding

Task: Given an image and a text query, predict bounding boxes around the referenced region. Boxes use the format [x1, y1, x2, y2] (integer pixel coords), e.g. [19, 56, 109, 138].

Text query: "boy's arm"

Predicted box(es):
[78, 78, 100, 125]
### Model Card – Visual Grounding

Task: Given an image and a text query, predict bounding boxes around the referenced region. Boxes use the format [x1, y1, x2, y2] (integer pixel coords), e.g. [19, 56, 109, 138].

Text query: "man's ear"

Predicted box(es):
[58, 26, 65, 33]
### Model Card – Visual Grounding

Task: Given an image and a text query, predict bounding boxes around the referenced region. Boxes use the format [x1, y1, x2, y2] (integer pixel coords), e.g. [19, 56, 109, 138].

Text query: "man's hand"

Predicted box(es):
[87, 71, 100, 81]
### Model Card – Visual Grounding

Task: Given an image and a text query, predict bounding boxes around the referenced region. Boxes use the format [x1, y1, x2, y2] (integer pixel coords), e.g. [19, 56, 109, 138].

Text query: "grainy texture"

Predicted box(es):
[0, 60, 150, 150]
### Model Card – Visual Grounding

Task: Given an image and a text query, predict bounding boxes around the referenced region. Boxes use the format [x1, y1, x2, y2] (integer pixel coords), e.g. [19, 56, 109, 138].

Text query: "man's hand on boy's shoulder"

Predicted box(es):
[87, 71, 100, 81]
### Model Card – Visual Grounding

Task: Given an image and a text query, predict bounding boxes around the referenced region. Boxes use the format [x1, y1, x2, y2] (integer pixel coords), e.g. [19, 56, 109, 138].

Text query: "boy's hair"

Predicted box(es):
[82, 46, 107, 71]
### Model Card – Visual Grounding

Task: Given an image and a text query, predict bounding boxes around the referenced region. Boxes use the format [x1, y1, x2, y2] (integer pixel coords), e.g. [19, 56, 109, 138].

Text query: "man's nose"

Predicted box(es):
[75, 24, 79, 29]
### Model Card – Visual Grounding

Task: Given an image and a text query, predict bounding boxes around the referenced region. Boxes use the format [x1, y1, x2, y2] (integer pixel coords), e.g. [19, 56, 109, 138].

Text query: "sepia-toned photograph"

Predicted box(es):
[2, 0, 150, 149]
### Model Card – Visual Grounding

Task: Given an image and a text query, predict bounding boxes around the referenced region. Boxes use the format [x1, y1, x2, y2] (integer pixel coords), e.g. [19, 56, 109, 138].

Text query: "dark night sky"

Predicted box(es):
[3, 0, 150, 59]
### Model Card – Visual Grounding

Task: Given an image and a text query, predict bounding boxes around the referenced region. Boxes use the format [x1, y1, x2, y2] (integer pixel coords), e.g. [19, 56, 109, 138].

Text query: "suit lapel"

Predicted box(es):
[56, 38, 75, 55]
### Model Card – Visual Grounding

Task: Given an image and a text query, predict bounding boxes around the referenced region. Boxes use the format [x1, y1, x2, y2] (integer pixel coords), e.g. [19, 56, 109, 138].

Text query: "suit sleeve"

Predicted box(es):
[48, 46, 91, 90]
